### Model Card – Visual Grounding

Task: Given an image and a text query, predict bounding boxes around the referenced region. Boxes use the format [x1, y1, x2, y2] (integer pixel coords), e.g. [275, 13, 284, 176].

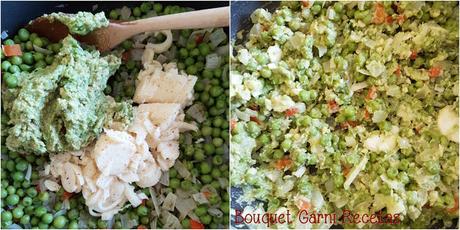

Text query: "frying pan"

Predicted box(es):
[1, 1, 228, 39]
[229, 1, 458, 229]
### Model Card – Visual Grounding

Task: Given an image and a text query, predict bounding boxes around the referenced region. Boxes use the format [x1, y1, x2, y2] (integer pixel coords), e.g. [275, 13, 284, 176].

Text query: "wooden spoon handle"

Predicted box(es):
[125, 6, 229, 35]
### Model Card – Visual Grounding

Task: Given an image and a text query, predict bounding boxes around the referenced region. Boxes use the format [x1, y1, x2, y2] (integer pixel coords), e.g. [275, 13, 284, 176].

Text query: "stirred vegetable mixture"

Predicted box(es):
[231, 1, 458, 228]
[1, 2, 229, 229]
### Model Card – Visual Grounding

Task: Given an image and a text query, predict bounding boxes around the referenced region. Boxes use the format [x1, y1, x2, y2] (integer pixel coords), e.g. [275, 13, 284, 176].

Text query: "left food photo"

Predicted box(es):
[1, 1, 229, 229]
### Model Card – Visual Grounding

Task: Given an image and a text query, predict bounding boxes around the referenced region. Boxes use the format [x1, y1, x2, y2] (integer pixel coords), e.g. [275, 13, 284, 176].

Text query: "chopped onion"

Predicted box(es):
[120, 6, 131, 20]
[216, 45, 229, 56]
[160, 210, 181, 229]
[208, 207, 223, 217]
[53, 209, 66, 218]
[107, 217, 114, 229]
[120, 213, 128, 229]
[175, 198, 196, 220]
[6, 224, 22, 229]
[186, 103, 206, 123]
[350, 82, 368, 92]
[205, 53, 221, 70]
[172, 30, 180, 41]
[218, 178, 228, 189]
[62, 199, 70, 210]
[1, 31, 9, 40]
[174, 160, 191, 179]
[33, 45, 53, 55]
[209, 28, 227, 48]
[192, 192, 209, 204]
[130, 49, 144, 61]
[184, 133, 192, 145]
[149, 187, 161, 217]
[156, 54, 168, 64]
[162, 192, 177, 211]
[159, 171, 169, 186]
[149, 217, 157, 229]
[177, 36, 187, 47]
[188, 29, 211, 43]
[25, 164, 32, 181]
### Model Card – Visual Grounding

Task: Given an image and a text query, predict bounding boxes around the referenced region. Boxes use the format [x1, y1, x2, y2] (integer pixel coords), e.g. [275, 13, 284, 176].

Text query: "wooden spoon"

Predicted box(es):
[27, 6, 229, 52]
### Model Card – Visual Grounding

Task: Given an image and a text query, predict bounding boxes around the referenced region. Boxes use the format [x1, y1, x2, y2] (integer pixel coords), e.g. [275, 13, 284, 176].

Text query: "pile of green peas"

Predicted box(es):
[1, 2, 229, 229]
[1, 28, 60, 89]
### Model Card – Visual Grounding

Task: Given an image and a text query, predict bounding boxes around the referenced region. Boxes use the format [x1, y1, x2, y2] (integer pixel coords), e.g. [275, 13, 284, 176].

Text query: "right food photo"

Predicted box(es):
[230, 1, 459, 229]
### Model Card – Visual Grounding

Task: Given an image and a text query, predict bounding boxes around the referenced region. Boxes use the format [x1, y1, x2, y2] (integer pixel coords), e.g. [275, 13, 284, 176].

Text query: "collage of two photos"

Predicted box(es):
[0, 1, 459, 229]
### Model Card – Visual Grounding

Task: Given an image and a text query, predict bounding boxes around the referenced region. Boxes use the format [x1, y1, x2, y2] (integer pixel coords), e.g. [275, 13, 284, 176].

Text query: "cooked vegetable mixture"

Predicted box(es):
[231, 1, 458, 228]
[1, 2, 229, 229]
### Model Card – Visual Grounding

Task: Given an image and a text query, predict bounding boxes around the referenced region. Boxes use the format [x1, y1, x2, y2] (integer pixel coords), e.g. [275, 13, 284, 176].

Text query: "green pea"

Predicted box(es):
[68, 220, 79, 229]
[32, 37, 43, 47]
[213, 68, 222, 78]
[4, 74, 18, 88]
[1, 210, 12, 222]
[10, 56, 22, 65]
[311, 4, 321, 15]
[186, 65, 198, 75]
[190, 48, 200, 57]
[201, 174, 213, 183]
[201, 214, 212, 225]
[12, 206, 24, 219]
[20, 214, 30, 225]
[22, 196, 33, 206]
[170, 178, 180, 189]
[16, 160, 28, 171]
[198, 43, 210, 56]
[45, 55, 54, 65]
[136, 205, 149, 216]
[2, 60, 12, 71]
[186, 40, 196, 50]
[34, 60, 47, 69]
[8, 64, 20, 73]
[26, 187, 38, 197]
[194, 149, 206, 161]
[6, 194, 20, 205]
[18, 28, 30, 42]
[122, 40, 133, 50]
[212, 155, 223, 166]
[153, 3, 163, 13]
[133, 7, 142, 17]
[199, 162, 211, 174]
[109, 9, 119, 19]
[194, 205, 207, 216]
[180, 180, 193, 190]
[204, 143, 215, 155]
[185, 57, 195, 66]
[273, 149, 284, 160]
[140, 2, 152, 13]
[3, 39, 15, 45]
[20, 63, 32, 72]
[38, 191, 49, 202]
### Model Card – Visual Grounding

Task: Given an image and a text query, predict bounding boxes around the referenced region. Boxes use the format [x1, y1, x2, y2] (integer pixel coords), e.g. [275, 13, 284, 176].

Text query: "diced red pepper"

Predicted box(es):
[327, 100, 339, 113]
[137, 225, 147, 229]
[2, 44, 22, 57]
[297, 199, 311, 212]
[410, 50, 417, 60]
[195, 35, 204, 45]
[395, 65, 401, 76]
[190, 219, 205, 229]
[397, 14, 405, 24]
[230, 119, 237, 131]
[447, 194, 459, 213]
[363, 109, 371, 120]
[428, 66, 442, 78]
[372, 3, 387, 24]
[250, 116, 263, 125]
[385, 15, 393, 24]
[274, 158, 292, 170]
[284, 108, 299, 117]
[63, 191, 73, 200]
[342, 164, 351, 176]
[301, 0, 310, 7]
[122, 51, 130, 62]
[202, 191, 212, 199]
[339, 120, 359, 129]
[366, 86, 377, 100]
